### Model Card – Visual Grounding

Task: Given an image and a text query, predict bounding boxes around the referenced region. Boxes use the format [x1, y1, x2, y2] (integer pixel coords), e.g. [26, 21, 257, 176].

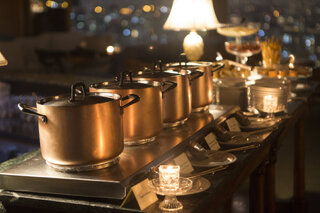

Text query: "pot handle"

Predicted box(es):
[188, 70, 204, 82]
[18, 103, 47, 123]
[161, 81, 177, 96]
[211, 62, 225, 75]
[70, 82, 86, 102]
[120, 94, 140, 112]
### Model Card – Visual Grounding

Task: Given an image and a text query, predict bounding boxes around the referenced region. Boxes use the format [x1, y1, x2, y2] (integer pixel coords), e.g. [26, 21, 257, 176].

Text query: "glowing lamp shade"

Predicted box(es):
[163, 0, 220, 61]
[0, 52, 8, 66]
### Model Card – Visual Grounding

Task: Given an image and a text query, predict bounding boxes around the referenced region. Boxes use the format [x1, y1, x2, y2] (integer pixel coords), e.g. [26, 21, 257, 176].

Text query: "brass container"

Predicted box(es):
[90, 78, 175, 145]
[18, 83, 139, 172]
[166, 62, 224, 112]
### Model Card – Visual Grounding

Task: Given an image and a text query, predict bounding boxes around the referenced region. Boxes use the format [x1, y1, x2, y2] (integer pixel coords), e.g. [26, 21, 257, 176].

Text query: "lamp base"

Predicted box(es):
[183, 31, 204, 61]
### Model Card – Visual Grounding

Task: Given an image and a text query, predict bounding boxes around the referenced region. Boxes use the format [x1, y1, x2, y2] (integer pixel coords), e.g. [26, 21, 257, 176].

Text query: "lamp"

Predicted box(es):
[0, 52, 8, 66]
[163, 0, 221, 61]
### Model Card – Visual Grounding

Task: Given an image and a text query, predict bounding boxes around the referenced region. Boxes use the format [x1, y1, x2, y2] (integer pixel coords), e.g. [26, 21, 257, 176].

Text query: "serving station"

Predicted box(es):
[0, 77, 318, 213]
[0, 50, 318, 213]
[0, 106, 225, 200]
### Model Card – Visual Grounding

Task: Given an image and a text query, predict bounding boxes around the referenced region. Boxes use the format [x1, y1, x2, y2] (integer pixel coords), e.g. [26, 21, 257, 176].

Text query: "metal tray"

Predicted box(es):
[0, 106, 236, 200]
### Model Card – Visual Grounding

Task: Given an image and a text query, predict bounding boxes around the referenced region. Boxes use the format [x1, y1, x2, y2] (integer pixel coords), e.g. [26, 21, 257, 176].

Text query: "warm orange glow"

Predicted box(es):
[143, 5, 151, 13]
[95, 6, 103, 14]
[273, 10, 280, 17]
[120, 8, 132, 15]
[61, 1, 69, 8]
[0, 52, 8, 66]
[45, 0, 54, 8]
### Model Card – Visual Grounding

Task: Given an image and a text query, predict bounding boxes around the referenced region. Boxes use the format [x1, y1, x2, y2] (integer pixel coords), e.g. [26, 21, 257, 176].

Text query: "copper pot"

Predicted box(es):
[166, 61, 224, 111]
[133, 67, 202, 127]
[89, 74, 176, 145]
[18, 82, 139, 172]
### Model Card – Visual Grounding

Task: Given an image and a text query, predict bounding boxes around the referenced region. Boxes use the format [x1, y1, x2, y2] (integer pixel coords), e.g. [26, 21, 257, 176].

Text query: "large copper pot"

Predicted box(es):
[18, 82, 139, 172]
[166, 62, 224, 111]
[89, 74, 176, 145]
[133, 67, 202, 127]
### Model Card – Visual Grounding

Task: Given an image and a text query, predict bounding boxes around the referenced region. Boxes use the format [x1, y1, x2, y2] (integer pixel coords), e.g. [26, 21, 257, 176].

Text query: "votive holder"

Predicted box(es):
[159, 165, 180, 191]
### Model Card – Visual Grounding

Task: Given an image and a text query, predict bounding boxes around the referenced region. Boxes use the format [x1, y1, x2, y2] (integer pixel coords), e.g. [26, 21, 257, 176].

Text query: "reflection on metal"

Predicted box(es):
[163, 117, 188, 128]
[124, 136, 156, 146]
[46, 157, 119, 172]
[0, 106, 236, 200]
[192, 105, 209, 112]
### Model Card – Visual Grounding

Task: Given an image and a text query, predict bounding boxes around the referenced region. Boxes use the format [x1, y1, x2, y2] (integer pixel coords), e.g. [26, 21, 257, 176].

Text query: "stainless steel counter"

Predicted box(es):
[0, 105, 237, 200]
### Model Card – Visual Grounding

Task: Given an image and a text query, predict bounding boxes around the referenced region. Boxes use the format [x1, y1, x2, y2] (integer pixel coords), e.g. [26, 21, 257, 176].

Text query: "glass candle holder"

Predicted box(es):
[159, 165, 180, 191]
[263, 95, 278, 114]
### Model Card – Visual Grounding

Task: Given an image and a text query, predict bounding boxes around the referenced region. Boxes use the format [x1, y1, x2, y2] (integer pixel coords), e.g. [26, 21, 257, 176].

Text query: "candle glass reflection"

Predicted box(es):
[159, 165, 180, 191]
[263, 95, 278, 117]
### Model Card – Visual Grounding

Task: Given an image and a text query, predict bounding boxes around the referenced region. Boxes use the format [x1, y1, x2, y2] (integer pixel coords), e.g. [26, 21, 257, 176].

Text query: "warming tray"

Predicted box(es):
[0, 105, 237, 200]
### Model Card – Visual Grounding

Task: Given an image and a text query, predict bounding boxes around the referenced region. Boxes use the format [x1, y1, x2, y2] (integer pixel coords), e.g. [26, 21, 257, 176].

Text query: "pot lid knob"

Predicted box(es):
[119, 71, 133, 86]
[69, 82, 87, 102]
[179, 53, 188, 69]
[153, 60, 163, 74]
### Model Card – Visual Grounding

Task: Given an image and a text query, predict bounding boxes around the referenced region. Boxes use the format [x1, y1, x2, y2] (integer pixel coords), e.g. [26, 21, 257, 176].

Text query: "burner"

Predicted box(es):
[46, 157, 119, 173]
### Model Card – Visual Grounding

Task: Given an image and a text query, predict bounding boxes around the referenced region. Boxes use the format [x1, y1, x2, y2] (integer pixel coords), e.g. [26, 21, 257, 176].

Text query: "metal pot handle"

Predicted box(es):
[18, 103, 47, 123]
[188, 70, 204, 82]
[70, 82, 86, 102]
[178, 53, 188, 69]
[120, 94, 140, 112]
[211, 63, 225, 75]
[161, 81, 177, 96]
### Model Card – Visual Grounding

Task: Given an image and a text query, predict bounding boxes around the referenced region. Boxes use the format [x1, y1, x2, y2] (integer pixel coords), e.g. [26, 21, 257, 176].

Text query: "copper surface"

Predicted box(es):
[0, 106, 235, 199]
[189, 63, 214, 109]
[90, 83, 163, 143]
[134, 74, 192, 125]
[37, 100, 124, 166]
[166, 62, 214, 110]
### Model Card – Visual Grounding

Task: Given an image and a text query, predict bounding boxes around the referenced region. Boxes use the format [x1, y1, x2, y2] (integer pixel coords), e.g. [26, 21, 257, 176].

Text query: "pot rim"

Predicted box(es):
[37, 92, 122, 107]
[134, 69, 191, 78]
[90, 79, 162, 90]
[166, 61, 213, 68]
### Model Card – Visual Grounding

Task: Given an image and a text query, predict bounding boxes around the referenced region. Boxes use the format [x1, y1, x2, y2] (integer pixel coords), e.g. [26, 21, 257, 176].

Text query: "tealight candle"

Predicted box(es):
[263, 95, 278, 113]
[159, 165, 180, 190]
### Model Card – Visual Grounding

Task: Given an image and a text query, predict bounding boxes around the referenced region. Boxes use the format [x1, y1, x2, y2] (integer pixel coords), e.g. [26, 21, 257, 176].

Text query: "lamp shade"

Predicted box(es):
[163, 0, 221, 31]
[0, 52, 8, 66]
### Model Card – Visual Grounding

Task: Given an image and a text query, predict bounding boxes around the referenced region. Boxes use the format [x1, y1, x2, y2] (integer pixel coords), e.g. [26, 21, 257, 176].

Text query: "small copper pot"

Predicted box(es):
[166, 61, 224, 111]
[133, 67, 201, 127]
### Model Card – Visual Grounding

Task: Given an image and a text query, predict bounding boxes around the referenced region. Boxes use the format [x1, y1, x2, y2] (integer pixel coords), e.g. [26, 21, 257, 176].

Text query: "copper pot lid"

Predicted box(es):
[39, 82, 120, 107]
